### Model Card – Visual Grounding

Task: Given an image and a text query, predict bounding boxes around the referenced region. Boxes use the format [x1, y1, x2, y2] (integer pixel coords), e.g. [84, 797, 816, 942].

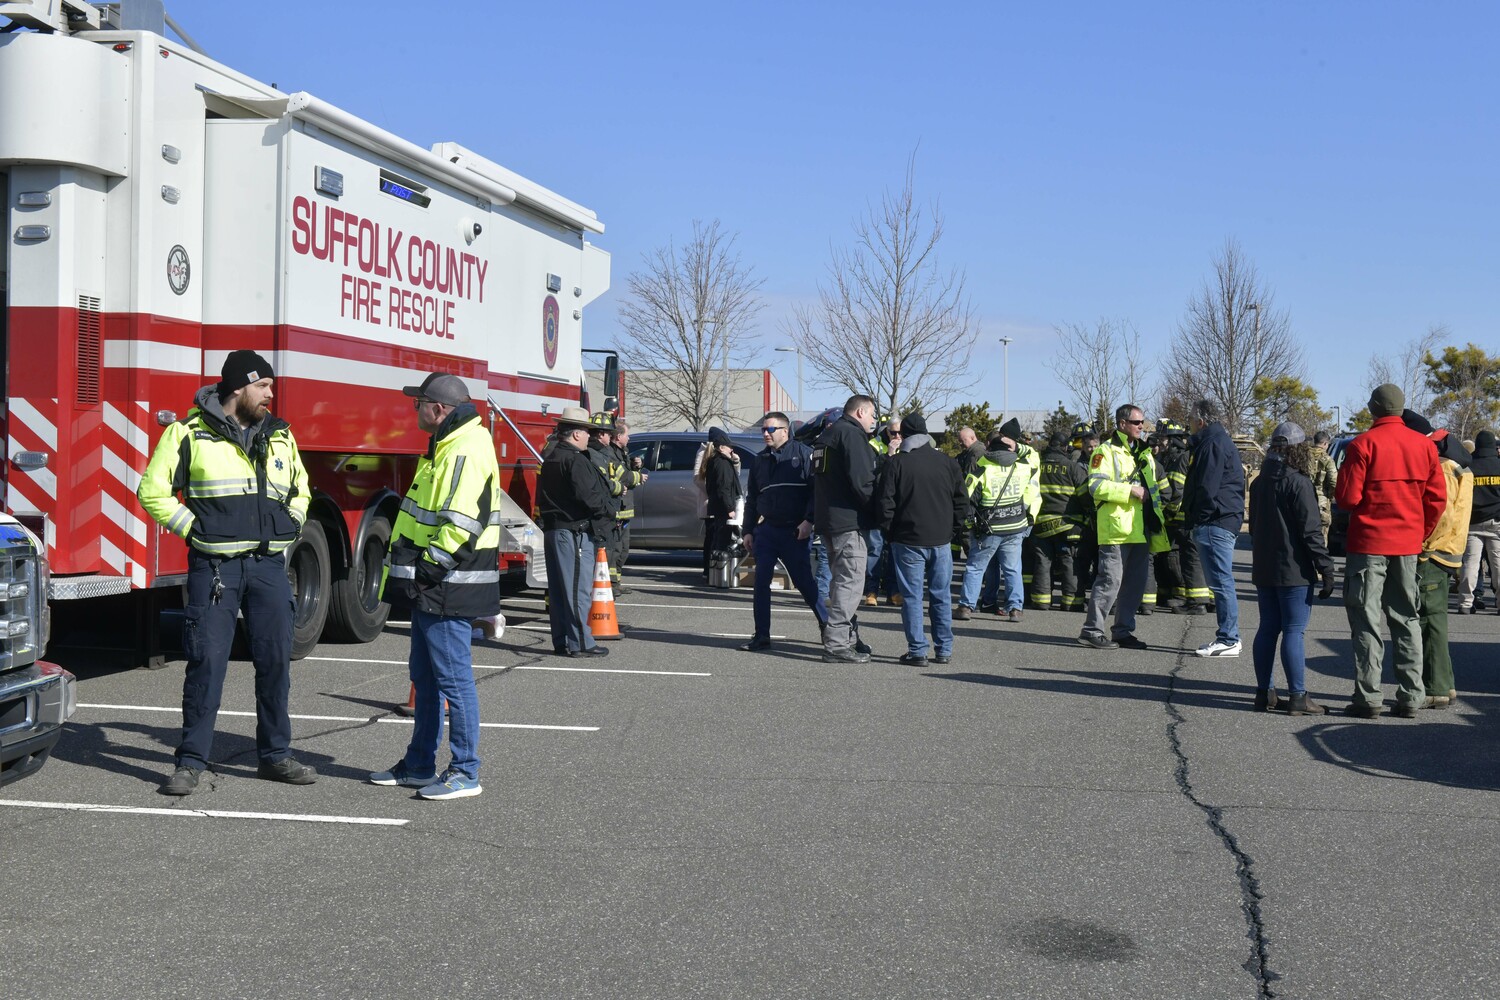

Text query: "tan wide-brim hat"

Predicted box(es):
[553, 406, 594, 431]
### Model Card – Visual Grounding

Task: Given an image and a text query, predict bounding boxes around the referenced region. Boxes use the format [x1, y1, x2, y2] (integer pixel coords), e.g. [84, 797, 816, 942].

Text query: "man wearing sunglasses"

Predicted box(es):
[739, 412, 827, 651]
[1079, 403, 1169, 650]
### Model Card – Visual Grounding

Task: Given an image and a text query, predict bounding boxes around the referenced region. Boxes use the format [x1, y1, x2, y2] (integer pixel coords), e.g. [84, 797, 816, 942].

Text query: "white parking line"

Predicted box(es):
[0, 799, 408, 826]
[304, 655, 710, 677]
[77, 703, 597, 732]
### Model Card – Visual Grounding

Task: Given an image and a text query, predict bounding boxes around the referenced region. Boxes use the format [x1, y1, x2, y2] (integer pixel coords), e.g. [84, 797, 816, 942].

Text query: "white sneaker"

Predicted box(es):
[1196, 638, 1242, 657]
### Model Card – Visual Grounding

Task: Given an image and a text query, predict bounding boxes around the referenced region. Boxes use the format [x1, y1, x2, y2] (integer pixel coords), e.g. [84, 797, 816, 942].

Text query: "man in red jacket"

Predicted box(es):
[1335, 383, 1446, 718]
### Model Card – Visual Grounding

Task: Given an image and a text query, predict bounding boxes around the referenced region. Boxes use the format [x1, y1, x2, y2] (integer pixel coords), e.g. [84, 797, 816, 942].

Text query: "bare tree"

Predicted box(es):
[787, 157, 977, 415]
[1367, 324, 1446, 417]
[614, 220, 763, 430]
[1046, 318, 1154, 432]
[1162, 239, 1302, 434]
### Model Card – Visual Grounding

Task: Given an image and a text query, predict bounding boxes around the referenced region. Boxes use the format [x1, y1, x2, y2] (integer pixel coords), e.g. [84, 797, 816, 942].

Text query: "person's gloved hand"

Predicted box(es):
[416, 558, 447, 586]
[1318, 574, 1335, 600]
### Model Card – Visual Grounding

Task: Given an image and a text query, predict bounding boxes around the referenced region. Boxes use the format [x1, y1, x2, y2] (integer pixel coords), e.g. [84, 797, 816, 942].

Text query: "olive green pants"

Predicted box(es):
[1417, 558, 1454, 699]
[1344, 552, 1425, 709]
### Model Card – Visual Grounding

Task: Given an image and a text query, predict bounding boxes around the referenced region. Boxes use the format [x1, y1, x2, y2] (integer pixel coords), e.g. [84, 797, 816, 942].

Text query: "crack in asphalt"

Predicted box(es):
[1164, 620, 1280, 998]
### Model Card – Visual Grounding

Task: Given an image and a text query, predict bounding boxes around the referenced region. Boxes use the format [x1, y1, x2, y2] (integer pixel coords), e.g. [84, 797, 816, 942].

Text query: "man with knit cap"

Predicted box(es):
[875, 413, 967, 665]
[139, 349, 315, 795]
[1335, 384, 1446, 718]
[1457, 429, 1500, 614]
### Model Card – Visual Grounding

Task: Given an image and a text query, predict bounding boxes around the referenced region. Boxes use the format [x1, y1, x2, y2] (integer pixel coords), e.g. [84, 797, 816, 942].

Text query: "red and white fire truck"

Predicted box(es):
[0, 1, 613, 659]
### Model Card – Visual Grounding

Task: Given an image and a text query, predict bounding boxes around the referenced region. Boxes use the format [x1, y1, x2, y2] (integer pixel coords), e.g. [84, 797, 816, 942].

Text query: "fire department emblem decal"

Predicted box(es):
[167, 245, 191, 295]
[542, 295, 560, 369]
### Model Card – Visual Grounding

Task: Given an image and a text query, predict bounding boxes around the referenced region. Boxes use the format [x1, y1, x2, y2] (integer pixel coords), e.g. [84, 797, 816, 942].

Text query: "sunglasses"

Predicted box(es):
[761, 425, 787, 434]
[1124, 419, 1145, 425]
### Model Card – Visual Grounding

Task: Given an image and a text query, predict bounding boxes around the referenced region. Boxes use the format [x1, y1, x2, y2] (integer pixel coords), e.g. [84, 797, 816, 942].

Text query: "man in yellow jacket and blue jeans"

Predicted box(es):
[373, 372, 501, 800]
[138, 350, 315, 795]
[1079, 403, 1169, 650]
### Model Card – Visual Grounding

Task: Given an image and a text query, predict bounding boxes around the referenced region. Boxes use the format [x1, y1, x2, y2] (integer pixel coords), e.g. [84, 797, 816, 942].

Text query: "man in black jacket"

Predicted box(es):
[1458, 429, 1500, 613]
[876, 414, 966, 666]
[814, 394, 878, 662]
[739, 411, 826, 650]
[539, 407, 616, 658]
[1184, 399, 1246, 657]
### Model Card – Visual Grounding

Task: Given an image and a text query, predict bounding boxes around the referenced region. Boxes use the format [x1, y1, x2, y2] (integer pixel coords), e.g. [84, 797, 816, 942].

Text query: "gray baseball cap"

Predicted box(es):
[1271, 421, 1306, 446]
[402, 372, 469, 405]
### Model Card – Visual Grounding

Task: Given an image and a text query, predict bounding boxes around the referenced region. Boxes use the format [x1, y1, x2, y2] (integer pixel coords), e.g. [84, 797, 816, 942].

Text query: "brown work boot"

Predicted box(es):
[1252, 688, 1279, 713]
[953, 605, 972, 621]
[1286, 692, 1326, 716]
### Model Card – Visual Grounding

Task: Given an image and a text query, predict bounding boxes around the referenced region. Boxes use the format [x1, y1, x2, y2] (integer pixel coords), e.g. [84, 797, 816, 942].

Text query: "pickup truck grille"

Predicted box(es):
[0, 525, 47, 671]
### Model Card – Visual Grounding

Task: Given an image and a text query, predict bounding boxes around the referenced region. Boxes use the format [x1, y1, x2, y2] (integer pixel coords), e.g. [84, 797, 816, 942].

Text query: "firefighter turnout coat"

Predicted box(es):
[381, 404, 502, 619]
[138, 385, 309, 557]
[1087, 430, 1170, 553]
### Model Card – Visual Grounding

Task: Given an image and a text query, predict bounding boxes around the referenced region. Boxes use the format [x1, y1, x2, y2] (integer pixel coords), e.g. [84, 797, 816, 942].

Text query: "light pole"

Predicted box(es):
[775, 345, 803, 414]
[999, 336, 1013, 415]
[1332, 404, 1342, 436]
[1246, 303, 1261, 382]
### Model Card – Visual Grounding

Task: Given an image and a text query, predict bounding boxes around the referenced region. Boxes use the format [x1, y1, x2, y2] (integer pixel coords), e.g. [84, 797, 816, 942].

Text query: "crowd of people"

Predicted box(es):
[133, 352, 1496, 802]
[686, 384, 1493, 720]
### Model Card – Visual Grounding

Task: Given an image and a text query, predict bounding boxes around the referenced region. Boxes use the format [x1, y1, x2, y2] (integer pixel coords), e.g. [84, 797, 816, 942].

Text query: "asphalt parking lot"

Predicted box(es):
[4, 549, 1497, 1000]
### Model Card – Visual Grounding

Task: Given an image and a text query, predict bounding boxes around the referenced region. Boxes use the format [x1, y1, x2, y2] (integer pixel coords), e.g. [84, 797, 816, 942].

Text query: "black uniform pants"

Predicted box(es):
[1027, 531, 1080, 608]
[177, 551, 294, 769]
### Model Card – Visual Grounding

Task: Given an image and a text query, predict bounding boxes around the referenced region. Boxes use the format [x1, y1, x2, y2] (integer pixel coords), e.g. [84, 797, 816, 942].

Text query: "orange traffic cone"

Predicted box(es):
[394, 683, 447, 717]
[588, 546, 622, 640]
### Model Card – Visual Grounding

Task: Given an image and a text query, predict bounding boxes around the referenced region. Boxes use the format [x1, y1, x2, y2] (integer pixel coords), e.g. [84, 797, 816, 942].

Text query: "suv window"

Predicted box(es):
[627, 441, 654, 470]
[656, 440, 701, 472]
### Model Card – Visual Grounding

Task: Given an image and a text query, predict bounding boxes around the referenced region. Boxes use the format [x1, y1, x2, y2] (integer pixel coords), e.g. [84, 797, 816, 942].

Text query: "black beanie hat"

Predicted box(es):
[1475, 430, 1496, 451]
[899, 413, 927, 437]
[998, 417, 1022, 441]
[218, 350, 274, 399]
[1401, 409, 1435, 436]
[708, 426, 730, 448]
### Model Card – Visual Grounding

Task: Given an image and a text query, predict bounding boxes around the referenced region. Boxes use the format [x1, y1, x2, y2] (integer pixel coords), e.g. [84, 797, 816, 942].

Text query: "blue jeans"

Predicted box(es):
[811, 534, 832, 605]
[891, 542, 954, 657]
[405, 609, 482, 780]
[962, 531, 1025, 610]
[1253, 586, 1311, 694]
[1193, 524, 1240, 643]
[752, 524, 828, 637]
[864, 528, 895, 598]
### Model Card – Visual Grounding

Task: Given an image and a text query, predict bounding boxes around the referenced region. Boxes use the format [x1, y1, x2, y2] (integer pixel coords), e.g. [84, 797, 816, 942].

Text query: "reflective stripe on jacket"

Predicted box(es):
[381, 409, 502, 618]
[964, 451, 1040, 535]
[1086, 431, 1168, 550]
[137, 385, 308, 558]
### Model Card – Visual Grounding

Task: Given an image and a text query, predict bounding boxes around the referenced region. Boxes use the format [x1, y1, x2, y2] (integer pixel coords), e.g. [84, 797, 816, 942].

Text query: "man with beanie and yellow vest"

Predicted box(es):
[1078, 403, 1169, 650]
[139, 349, 315, 795]
[1335, 383, 1446, 718]
[955, 424, 1041, 622]
[372, 372, 501, 799]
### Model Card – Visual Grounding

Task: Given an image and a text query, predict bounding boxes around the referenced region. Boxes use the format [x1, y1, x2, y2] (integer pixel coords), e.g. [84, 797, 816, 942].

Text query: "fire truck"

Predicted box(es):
[0, 1, 613, 661]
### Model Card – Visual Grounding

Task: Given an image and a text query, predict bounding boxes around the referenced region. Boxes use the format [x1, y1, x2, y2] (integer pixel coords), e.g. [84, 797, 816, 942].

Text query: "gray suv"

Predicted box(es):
[625, 432, 761, 549]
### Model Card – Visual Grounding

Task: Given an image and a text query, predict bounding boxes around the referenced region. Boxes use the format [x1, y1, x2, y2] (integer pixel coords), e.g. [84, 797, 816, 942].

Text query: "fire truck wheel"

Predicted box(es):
[327, 513, 392, 643]
[285, 519, 332, 661]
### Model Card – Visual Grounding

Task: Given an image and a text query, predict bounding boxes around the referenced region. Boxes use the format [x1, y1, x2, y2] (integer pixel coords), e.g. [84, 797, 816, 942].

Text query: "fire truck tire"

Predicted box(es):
[286, 519, 332, 661]
[327, 514, 392, 643]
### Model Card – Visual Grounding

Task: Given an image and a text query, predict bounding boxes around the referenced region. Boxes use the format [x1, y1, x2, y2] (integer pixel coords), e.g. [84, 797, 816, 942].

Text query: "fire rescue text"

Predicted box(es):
[290, 196, 489, 339]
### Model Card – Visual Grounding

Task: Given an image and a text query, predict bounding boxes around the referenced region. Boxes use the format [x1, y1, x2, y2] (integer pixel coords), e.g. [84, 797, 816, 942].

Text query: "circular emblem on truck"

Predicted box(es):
[542, 295, 560, 369]
[167, 245, 191, 295]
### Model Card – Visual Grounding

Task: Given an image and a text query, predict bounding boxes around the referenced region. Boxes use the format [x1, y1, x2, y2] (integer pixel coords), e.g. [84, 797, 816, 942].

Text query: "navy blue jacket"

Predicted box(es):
[744, 439, 816, 529]
[1184, 421, 1246, 532]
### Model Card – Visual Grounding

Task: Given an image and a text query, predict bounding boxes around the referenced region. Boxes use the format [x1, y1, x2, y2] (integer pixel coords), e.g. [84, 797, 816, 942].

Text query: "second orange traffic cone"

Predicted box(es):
[588, 546, 622, 640]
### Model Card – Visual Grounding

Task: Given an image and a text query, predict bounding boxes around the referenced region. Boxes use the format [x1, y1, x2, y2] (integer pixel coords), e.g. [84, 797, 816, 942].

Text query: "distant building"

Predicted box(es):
[586, 367, 794, 432]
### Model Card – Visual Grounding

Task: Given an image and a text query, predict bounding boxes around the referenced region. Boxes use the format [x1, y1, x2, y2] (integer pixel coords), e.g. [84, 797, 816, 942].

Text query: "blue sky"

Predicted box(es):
[178, 1, 1495, 419]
